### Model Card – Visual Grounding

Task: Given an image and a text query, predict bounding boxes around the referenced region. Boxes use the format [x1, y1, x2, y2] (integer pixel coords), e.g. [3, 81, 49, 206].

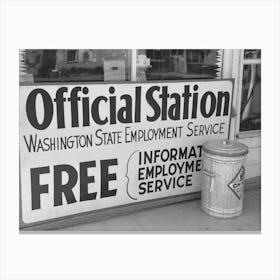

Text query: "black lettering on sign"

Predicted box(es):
[30, 166, 50, 210]
[29, 159, 119, 211]
[200, 91, 216, 118]
[216, 91, 230, 116]
[100, 159, 118, 198]
[91, 96, 108, 125]
[80, 161, 97, 201]
[54, 164, 78, 206]
[25, 83, 231, 130]
[68, 87, 82, 127]
[53, 87, 68, 128]
[146, 86, 161, 121]
[26, 89, 53, 130]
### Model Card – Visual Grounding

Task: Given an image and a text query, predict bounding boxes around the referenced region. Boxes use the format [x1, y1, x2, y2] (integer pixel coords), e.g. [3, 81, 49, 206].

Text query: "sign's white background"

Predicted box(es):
[20, 81, 232, 223]
[1, 0, 280, 280]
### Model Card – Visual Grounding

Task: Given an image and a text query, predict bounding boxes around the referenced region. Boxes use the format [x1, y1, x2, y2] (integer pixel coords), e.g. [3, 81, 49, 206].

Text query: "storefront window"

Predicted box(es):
[19, 49, 131, 83]
[20, 49, 223, 85]
[244, 49, 261, 59]
[240, 50, 261, 132]
[136, 49, 223, 81]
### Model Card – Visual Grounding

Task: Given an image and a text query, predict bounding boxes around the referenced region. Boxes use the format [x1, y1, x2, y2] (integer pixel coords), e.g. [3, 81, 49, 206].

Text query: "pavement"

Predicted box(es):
[60, 188, 261, 232]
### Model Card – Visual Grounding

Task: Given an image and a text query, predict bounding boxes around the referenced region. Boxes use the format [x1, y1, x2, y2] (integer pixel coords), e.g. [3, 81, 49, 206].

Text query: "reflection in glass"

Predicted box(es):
[240, 64, 261, 131]
[136, 49, 222, 81]
[20, 49, 131, 83]
[244, 49, 261, 59]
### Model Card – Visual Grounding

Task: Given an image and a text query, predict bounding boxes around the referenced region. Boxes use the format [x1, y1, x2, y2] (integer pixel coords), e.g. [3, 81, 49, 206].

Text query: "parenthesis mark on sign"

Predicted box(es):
[125, 150, 140, 201]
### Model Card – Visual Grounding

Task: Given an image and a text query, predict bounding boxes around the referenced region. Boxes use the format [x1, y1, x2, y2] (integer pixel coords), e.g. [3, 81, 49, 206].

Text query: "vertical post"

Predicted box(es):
[223, 49, 242, 140]
[131, 49, 137, 81]
[222, 49, 234, 79]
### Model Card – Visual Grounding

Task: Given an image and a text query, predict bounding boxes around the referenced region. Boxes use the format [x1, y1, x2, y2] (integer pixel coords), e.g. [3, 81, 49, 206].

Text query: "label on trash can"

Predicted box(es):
[227, 166, 245, 200]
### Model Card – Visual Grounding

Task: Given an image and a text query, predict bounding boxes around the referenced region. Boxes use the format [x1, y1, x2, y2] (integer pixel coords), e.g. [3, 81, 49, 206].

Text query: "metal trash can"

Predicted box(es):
[201, 139, 249, 218]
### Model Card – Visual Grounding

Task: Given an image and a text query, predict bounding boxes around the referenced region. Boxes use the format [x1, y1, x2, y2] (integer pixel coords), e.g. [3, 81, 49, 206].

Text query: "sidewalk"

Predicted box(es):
[60, 188, 261, 232]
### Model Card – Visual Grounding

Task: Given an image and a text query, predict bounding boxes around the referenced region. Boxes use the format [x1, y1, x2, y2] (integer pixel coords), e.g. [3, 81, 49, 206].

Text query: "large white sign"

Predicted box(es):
[20, 80, 233, 224]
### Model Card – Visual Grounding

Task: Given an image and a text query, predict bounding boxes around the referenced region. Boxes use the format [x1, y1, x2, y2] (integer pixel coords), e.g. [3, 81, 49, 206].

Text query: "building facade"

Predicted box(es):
[19, 49, 261, 229]
[20, 49, 261, 179]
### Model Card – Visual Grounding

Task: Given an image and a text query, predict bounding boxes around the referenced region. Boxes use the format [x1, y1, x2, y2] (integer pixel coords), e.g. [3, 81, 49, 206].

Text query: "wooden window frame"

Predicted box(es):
[238, 50, 261, 138]
[231, 49, 261, 141]
[67, 50, 78, 63]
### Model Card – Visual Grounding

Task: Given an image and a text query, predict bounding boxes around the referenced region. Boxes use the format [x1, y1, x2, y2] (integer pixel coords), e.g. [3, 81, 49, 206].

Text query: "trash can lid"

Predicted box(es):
[203, 139, 249, 157]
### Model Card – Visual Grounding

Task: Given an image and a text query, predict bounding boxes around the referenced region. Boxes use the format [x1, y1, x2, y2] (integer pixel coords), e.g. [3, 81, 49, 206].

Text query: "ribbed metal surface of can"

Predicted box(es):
[201, 140, 248, 218]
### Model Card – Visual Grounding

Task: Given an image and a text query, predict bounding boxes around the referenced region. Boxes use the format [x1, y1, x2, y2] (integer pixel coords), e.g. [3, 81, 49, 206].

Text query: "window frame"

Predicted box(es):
[132, 49, 224, 82]
[234, 49, 261, 139]
[67, 50, 78, 63]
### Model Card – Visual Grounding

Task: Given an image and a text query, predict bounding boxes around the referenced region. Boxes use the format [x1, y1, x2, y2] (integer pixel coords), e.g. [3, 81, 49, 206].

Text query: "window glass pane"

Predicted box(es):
[67, 50, 77, 62]
[136, 49, 223, 81]
[240, 64, 261, 132]
[19, 49, 131, 84]
[244, 49, 261, 59]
